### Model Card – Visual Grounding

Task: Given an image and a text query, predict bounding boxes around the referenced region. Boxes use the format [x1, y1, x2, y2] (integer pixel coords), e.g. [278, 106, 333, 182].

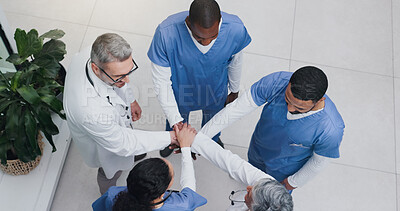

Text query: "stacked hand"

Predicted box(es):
[174, 123, 197, 148]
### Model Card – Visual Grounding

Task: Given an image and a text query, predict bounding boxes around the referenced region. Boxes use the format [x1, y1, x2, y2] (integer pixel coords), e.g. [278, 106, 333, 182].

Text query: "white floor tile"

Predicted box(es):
[397, 174, 400, 211]
[293, 163, 397, 211]
[4, 12, 87, 67]
[89, 0, 189, 37]
[394, 0, 400, 78]
[395, 78, 400, 174]
[292, 0, 393, 76]
[0, 0, 96, 25]
[51, 141, 99, 211]
[218, 0, 296, 59]
[291, 61, 396, 173]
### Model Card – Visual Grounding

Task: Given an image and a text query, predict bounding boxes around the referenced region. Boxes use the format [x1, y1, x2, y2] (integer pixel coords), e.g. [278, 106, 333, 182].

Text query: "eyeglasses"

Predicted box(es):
[94, 58, 138, 84]
[229, 190, 247, 205]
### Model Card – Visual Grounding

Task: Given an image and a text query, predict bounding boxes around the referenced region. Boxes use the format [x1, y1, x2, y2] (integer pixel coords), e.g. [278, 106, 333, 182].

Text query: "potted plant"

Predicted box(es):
[0, 28, 66, 175]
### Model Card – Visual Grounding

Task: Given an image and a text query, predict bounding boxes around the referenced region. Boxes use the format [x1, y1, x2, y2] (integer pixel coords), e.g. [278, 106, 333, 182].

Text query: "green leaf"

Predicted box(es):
[6, 53, 26, 65]
[5, 103, 21, 141]
[24, 109, 40, 155]
[10, 71, 23, 92]
[41, 129, 56, 152]
[39, 29, 65, 40]
[14, 28, 43, 59]
[34, 105, 58, 152]
[34, 58, 61, 78]
[0, 137, 12, 165]
[17, 85, 42, 105]
[14, 115, 34, 162]
[34, 39, 66, 62]
[0, 99, 17, 113]
[40, 94, 64, 115]
[34, 105, 59, 135]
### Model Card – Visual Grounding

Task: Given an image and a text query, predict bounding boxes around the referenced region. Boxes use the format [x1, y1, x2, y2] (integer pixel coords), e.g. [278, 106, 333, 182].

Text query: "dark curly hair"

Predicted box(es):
[189, 0, 221, 28]
[289, 66, 328, 103]
[112, 158, 172, 211]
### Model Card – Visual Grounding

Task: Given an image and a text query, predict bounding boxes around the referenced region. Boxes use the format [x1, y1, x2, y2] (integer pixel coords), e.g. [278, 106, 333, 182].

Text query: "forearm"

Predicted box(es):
[151, 63, 183, 126]
[200, 89, 258, 138]
[192, 133, 272, 186]
[84, 122, 171, 157]
[180, 147, 196, 191]
[227, 51, 243, 93]
[287, 152, 331, 188]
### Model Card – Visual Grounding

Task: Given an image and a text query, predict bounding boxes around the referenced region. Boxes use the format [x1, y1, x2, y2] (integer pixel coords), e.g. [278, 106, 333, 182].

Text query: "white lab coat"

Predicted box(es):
[64, 47, 171, 179]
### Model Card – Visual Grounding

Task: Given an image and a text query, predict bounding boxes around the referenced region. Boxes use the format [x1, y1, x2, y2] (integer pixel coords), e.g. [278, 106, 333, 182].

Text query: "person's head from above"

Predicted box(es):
[90, 33, 138, 88]
[113, 158, 174, 211]
[186, 0, 221, 46]
[245, 178, 293, 211]
[285, 66, 328, 114]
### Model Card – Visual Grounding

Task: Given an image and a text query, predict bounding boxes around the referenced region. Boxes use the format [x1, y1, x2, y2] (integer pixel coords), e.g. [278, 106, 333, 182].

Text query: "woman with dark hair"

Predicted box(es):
[92, 123, 206, 211]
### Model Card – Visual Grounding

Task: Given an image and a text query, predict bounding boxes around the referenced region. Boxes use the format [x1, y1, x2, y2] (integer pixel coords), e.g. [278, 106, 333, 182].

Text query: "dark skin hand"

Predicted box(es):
[281, 177, 296, 191]
[224, 92, 239, 106]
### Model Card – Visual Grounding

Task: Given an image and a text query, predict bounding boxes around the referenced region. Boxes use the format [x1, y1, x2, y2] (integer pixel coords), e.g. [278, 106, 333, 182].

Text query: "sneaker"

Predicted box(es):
[134, 153, 147, 161]
[216, 138, 224, 148]
[160, 146, 174, 157]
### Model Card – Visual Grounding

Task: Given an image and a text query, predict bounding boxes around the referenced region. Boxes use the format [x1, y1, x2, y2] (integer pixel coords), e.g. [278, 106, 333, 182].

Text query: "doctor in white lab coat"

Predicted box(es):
[64, 33, 177, 194]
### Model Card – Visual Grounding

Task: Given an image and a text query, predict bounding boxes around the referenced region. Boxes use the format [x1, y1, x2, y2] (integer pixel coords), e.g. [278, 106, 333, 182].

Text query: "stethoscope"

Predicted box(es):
[86, 59, 133, 127]
[228, 190, 247, 205]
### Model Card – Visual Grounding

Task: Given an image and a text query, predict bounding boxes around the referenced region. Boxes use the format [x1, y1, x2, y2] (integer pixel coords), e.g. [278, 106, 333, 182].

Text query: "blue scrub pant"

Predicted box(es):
[165, 107, 223, 143]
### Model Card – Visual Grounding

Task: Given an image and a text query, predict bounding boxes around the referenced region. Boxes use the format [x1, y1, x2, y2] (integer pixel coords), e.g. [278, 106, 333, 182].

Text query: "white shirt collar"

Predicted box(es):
[287, 108, 324, 120]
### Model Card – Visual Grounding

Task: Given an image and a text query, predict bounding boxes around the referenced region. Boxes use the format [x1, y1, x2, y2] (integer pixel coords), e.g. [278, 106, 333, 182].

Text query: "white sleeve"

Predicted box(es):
[151, 62, 184, 127]
[192, 132, 274, 186]
[82, 114, 171, 157]
[180, 147, 196, 191]
[227, 51, 243, 93]
[200, 89, 259, 138]
[287, 152, 331, 188]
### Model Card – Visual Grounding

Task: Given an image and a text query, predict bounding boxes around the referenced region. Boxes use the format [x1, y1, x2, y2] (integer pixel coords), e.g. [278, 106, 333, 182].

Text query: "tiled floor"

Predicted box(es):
[0, 0, 398, 210]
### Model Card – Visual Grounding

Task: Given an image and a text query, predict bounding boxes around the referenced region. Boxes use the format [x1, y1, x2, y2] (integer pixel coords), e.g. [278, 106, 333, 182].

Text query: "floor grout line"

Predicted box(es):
[330, 161, 398, 175]
[390, 0, 399, 210]
[288, 0, 298, 71]
[86, 25, 153, 39]
[3, 10, 89, 28]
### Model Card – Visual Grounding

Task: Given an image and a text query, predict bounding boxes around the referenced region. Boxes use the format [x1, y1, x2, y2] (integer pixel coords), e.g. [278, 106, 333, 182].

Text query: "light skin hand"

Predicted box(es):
[174, 121, 184, 130]
[130, 100, 142, 121]
[174, 123, 197, 148]
[281, 177, 296, 191]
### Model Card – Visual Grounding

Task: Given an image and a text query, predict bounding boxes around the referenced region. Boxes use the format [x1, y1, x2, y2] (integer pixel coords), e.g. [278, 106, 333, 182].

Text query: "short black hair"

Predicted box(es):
[189, 0, 221, 28]
[289, 66, 328, 103]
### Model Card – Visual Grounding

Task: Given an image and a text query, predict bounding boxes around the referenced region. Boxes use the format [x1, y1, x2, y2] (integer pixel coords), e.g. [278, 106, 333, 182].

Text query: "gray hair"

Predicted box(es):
[90, 33, 132, 66]
[251, 178, 293, 211]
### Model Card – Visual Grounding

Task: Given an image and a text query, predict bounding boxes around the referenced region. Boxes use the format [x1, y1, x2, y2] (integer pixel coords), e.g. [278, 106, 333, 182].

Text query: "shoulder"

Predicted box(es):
[221, 12, 245, 25]
[158, 11, 188, 30]
[163, 188, 207, 209]
[255, 71, 291, 87]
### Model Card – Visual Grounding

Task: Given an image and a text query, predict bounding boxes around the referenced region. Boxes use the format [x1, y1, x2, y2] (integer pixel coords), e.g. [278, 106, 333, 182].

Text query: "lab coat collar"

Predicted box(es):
[86, 61, 128, 107]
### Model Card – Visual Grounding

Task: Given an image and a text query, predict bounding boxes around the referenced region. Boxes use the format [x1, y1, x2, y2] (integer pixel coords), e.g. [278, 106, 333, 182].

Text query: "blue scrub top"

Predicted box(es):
[249, 71, 345, 182]
[148, 11, 251, 111]
[92, 186, 207, 211]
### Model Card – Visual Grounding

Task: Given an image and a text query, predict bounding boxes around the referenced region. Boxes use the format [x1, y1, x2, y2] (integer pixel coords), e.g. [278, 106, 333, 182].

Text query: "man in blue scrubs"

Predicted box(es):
[148, 0, 251, 157]
[201, 66, 345, 191]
